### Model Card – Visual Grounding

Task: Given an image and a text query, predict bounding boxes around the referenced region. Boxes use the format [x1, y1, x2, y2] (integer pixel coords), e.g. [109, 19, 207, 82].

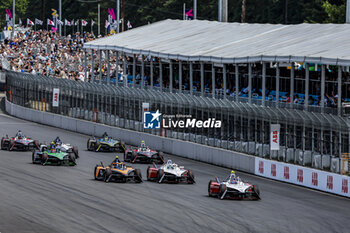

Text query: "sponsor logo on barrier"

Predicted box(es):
[143, 110, 222, 129]
[259, 161, 264, 174]
[284, 166, 289, 180]
[312, 172, 318, 186]
[342, 179, 348, 194]
[143, 110, 162, 129]
[271, 164, 276, 177]
[327, 175, 333, 190]
[297, 169, 303, 183]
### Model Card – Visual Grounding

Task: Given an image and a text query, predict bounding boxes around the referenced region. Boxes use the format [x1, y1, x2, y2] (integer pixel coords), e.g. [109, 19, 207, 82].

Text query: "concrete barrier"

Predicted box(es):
[5, 99, 256, 174]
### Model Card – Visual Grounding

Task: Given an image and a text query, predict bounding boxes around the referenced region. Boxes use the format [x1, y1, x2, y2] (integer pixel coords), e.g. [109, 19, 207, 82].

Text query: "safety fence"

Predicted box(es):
[5, 71, 350, 174]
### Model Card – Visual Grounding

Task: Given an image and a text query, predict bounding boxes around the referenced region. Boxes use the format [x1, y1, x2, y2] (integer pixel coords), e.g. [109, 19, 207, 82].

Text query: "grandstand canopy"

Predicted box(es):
[84, 19, 350, 65]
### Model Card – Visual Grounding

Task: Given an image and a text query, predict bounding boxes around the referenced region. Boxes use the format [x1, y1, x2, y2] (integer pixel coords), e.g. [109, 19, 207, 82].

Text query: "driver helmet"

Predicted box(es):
[141, 140, 146, 148]
[230, 170, 237, 184]
[17, 130, 23, 139]
[55, 137, 61, 143]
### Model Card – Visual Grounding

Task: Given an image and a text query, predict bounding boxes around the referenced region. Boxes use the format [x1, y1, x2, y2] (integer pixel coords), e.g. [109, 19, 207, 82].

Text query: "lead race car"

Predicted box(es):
[147, 160, 195, 184]
[208, 171, 260, 200]
[94, 156, 142, 183]
[52, 137, 79, 158]
[124, 141, 164, 164]
[1, 130, 39, 151]
[32, 143, 77, 166]
[87, 132, 125, 152]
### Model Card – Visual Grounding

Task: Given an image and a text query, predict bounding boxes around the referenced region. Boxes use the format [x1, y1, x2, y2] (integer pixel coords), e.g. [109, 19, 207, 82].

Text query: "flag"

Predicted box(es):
[57, 19, 64, 26]
[105, 20, 110, 29]
[27, 18, 34, 26]
[47, 19, 55, 26]
[81, 20, 88, 26]
[91, 20, 95, 26]
[71, 19, 74, 25]
[127, 20, 132, 29]
[65, 19, 71, 26]
[75, 20, 79, 26]
[35, 18, 43, 25]
[19, 18, 22, 26]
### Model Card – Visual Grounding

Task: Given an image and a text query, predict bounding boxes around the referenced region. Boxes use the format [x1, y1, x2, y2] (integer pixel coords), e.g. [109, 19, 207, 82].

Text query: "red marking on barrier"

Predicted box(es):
[284, 166, 289, 179]
[326, 175, 333, 190]
[272, 130, 278, 143]
[271, 164, 276, 177]
[258, 161, 264, 174]
[342, 179, 348, 194]
[297, 169, 303, 183]
[312, 172, 318, 186]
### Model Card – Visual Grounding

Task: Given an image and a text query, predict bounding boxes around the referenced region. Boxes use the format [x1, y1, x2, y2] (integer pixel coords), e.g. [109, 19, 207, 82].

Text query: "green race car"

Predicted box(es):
[32, 144, 77, 166]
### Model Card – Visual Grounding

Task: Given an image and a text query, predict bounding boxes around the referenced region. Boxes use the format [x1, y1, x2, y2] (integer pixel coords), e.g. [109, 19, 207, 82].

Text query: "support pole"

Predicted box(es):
[107, 50, 110, 84]
[248, 63, 252, 104]
[194, 0, 197, 20]
[99, 50, 102, 83]
[235, 64, 239, 101]
[223, 64, 227, 100]
[347, 0, 350, 23]
[201, 62, 204, 96]
[190, 62, 193, 95]
[132, 55, 136, 87]
[150, 57, 153, 89]
[169, 60, 173, 93]
[290, 63, 295, 106]
[98, 4, 100, 35]
[141, 55, 145, 89]
[262, 62, 266, 106]
[179, 61, 182, 93]
[115, 51, 119, 86]
[276, 63, 280, 108]
[59, 0, 62, 37]
[338, 67, 342, 116]
[321, 64, 325, 111]
[117, 0, 120, 33]
[84, 49, 87, 82]
[159, 61, 163, 91]
[212, 64, 215, 98]
[12, 0, 15, 38]
[123, 54, 127, 87]
[305, 63, 309, 110]
[91, 50, 95, 83]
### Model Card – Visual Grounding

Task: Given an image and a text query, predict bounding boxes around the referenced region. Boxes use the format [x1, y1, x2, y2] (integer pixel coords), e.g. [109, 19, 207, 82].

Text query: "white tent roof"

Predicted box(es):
[84, 19, 350, 65]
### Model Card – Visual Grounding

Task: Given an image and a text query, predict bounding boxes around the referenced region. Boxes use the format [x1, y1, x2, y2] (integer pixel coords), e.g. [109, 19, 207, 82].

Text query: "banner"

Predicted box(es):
[270, 124, 280, 150]
[52, 88, 60, 107]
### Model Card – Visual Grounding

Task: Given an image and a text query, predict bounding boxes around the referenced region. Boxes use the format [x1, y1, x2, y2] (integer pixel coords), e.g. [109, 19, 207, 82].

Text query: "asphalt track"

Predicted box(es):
[0, 112, 349, 233]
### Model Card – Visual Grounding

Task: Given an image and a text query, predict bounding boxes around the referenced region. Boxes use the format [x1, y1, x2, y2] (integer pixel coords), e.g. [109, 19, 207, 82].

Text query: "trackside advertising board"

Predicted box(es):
[52, 88, 59, 107]
[255, 157, 350, 198]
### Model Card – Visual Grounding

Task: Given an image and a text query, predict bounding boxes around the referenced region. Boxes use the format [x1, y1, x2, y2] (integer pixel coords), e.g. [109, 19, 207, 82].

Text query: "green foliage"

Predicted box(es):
[323, 0, 346, 23]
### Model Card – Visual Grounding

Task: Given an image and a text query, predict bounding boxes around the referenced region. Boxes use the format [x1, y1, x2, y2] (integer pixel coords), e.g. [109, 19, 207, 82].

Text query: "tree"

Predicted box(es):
[323, 0, 346, 23]
[0, 0, 28, 29]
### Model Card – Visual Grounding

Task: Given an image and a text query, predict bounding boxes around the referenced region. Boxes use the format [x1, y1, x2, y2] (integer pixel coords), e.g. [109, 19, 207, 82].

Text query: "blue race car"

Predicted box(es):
[87, 132, 125, 152]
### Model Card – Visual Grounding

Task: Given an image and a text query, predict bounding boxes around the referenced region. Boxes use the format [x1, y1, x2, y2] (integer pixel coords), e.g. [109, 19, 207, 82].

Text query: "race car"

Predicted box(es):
[208, 171, 260, 200]
[146, 160, 195, 184]
[87, 132, 125, 152]
[1, 130, 39, 151]
[52, 137, 79, 158]
[124, 140, 164, 164]
[94, 156, 142, 183]
[32, 143, 77, 166]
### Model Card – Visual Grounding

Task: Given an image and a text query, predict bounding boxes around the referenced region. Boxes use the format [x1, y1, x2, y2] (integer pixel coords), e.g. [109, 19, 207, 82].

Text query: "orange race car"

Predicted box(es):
[94, 156, 143, 183]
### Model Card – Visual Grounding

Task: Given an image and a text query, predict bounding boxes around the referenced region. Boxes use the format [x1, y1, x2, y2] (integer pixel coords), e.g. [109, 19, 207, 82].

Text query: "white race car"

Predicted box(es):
[208, 171, 260, 200]
[147, 160, 195, 184]
[51, 137, 79, 158]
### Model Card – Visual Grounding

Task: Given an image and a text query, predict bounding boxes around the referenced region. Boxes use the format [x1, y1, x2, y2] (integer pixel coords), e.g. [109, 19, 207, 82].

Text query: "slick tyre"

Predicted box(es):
[104, 167, 112, 182]
[72, 146, 79, 158]
[219, 184, 227, 199]
[157, 169, 164, 183]
[134, 169, 142, 183]
[41, 153, 48, 165]
[208, 180, 216, 197]
[146, 166, 151, 181]
[186, 170, 195, 184]
[69, 153, 76, 166]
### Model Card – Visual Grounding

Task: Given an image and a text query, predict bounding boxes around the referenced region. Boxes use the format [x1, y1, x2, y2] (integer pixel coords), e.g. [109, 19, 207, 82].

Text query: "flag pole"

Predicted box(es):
[64, 24, 66, 37]
[35, 23, 36, 33]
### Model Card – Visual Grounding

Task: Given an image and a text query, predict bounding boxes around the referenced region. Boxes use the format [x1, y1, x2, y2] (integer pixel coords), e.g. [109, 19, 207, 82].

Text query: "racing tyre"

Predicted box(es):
[208, 180, 216, 197]
[41, 153, 48, 165]
[87, 139, 93, 151]
[253, 185, 261, 200]
[130, 151, 136, 163]
[94, 165, 99, 180]
[134, 169, 143, 183]
[157, 152, 165, 164]
[104, 167, 112, 182]
[146, 166, 151, 181]
[8, 141, 14, 151]
[73, 146, 79, 158]
[157, 169, 164, 183]
[69, 153, 76, 166]
[95, 141, 101, 152]
[34, 140, 40, 149]
[119, 142, 126, 153]
[1, 138, 6, 150]
[219, 184, 227, 199]
[32, 150, 37, 164]
[186, 170, 195, 184]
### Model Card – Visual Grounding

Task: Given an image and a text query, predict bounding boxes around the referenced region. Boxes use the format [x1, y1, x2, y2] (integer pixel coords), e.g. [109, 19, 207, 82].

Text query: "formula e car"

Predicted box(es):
[87, 132, 125, 152]
[124, 141, 164, 164]
[146, 160, 195, 184]
[1, 131, 39, 151]
[32, 144, 77, 166]
[52, 137, 79, 158]
[94, 157, 142, 183]
[208, 171, 260, 200]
